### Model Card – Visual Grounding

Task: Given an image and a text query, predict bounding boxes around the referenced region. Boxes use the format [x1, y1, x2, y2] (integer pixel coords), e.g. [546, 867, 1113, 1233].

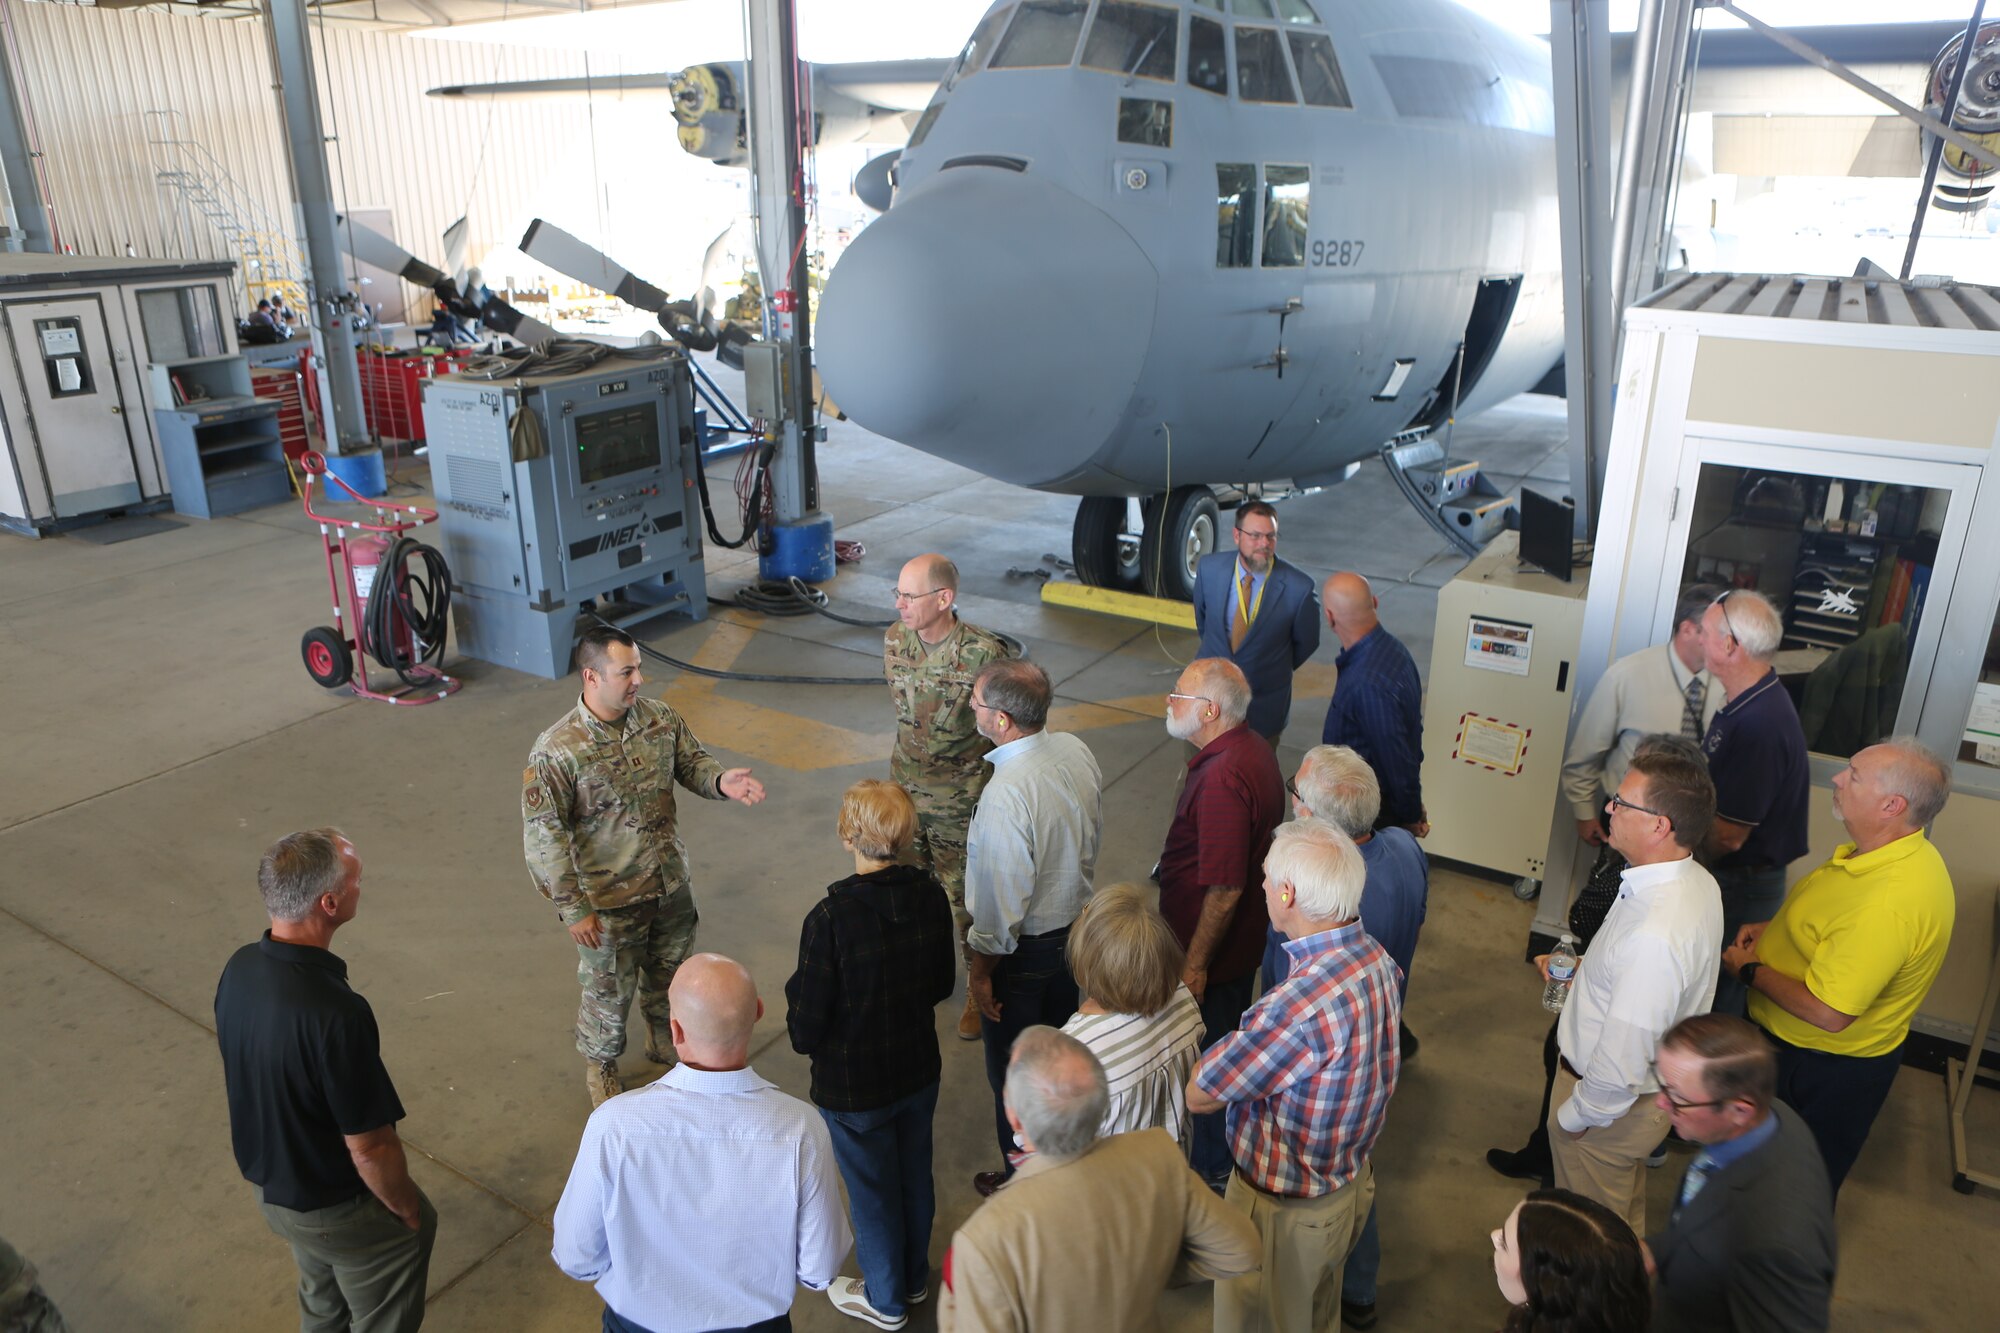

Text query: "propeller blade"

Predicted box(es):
[477, 299, 558, 347]
[335, 215, 446, 289]
[519, 219, 670, 314]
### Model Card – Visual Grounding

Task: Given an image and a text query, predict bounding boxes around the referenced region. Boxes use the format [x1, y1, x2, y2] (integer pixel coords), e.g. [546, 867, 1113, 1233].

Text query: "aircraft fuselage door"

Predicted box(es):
[4, 297, 142, 518]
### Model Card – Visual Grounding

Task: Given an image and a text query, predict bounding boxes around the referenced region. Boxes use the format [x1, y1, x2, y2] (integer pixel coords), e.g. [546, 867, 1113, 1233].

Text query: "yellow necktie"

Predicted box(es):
[1231, 573, 1254, 651]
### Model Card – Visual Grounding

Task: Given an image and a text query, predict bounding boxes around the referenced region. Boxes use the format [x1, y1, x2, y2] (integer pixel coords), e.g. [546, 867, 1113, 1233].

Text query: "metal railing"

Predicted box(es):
[145, 109, 308, 312]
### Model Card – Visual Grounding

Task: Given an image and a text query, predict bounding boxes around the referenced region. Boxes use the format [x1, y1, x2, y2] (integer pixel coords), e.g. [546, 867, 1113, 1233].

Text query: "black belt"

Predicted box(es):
[1019, 923, 1073, 942]
[1560, 1055, 1581, 1080]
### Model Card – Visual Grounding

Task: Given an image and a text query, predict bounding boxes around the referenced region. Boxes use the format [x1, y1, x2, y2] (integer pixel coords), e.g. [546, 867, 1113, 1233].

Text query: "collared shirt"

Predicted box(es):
[965, 730, 1103, 955]
[1750, 830, 1955, 1057]
[524, 695, 728, 924]
[1263, 826, 1428, 998]
[551, 1063, 852, 1332]
[1062, 985, 1207, 1143]
[1230, 559, 1269, 636]
[1196, 921, 1402, 1197]
[1702, 669, 1811, 870]
[1560, 644, 1720, 820]
[214, 934, 406, 1212]
[1157, 724, 1285, 984]
[1322, 625, 1426, 827]
[1556, 856, 1723, 1131]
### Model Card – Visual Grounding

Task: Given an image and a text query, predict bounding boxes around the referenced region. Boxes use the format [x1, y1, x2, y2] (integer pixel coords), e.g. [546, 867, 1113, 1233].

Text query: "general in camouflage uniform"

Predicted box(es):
[885, 555, 1011, 1040]
[525, 626, 763, 1105]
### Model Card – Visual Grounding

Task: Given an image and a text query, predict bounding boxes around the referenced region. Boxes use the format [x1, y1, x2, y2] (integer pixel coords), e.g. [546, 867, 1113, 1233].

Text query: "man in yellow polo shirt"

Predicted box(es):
[1721, 737, 1955, 1197]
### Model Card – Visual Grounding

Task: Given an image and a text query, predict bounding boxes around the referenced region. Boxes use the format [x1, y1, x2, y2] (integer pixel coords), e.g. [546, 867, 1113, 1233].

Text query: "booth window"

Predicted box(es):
[947, 3, 1014, 89]
[1083, 2, 1179, 82]
[1958, 601, 2000, 772]
[1236, 26, 1298, 103]
[1678, 462, 1948, 760]
[989, 1, 1090, 69]
[1216, 163, 1257, 266]
[137, 285, 224, 362]
[1118, 97, 1173, 148]
[1261, 164, 1309, 266]
[1188, 15, 1228, 95]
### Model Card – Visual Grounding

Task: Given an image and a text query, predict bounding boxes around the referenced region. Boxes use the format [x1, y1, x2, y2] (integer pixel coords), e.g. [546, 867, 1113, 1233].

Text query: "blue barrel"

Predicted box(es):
[759, 514, 837, 584]
[324, 448, 387, 499]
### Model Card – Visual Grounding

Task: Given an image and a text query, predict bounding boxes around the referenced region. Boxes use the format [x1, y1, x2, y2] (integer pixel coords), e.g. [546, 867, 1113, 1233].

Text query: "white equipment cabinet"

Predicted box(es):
[1419, 531, 1590, 880]
[0, 254, 238, 535]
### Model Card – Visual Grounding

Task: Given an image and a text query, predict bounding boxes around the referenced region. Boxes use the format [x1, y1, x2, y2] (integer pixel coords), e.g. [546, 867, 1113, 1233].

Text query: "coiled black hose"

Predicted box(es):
[363, 537, 454, 685]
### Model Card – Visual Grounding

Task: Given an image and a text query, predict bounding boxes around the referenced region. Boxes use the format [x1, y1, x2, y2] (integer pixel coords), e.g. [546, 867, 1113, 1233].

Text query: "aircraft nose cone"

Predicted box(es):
[817, 169, 1157, 489]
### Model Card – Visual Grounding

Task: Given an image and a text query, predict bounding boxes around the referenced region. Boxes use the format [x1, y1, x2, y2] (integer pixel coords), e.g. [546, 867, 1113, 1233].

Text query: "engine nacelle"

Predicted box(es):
[1928, 21, 2000, 212]
[671, 63, 748, 166]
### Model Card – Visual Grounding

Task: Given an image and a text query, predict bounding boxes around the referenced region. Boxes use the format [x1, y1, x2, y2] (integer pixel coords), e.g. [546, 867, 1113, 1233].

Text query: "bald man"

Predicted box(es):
[886, 553, 1012, 1042]
[1320, 573, 1428, 837]
[554, 955, 852, 1333]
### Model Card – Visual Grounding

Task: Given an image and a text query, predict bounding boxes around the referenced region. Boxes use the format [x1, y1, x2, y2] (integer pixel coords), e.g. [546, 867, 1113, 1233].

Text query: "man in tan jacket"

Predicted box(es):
[938, 1027, 1259, 1332]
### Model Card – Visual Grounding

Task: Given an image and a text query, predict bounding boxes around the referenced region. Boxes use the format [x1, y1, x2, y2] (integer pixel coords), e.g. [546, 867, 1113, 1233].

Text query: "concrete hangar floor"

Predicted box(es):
[2, 388, 1994, 1331]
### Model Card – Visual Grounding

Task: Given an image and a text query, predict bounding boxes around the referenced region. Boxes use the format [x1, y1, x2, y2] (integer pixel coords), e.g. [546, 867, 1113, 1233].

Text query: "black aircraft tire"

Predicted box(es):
[1072, 497, 1142, 590]
[1140, 486, 1219, 602]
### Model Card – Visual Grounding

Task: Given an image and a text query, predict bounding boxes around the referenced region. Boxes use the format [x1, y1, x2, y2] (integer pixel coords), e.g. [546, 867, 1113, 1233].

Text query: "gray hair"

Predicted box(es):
[259, 828, 350, 922]
[1294, 745, 1380, 837]
[1264, 818, 1365, 922]
[1877, 736, 1952, 828]
[1004, 1026, 1109, 1163]
[975, 658, 1050, 730]
[1714, 589, 1783, 661]
[1186, 658, 1251, 726]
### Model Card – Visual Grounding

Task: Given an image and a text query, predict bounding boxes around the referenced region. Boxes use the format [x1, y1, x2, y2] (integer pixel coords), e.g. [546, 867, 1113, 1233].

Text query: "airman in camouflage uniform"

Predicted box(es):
[0, 1235, 69, 1333]
[525, 624, 766, 1106]
[885, 553, 1011, 1039]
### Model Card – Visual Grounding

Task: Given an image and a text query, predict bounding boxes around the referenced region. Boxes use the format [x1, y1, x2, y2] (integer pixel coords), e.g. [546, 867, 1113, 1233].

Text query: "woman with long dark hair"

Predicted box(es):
[1492, 1188, 1652, 1333]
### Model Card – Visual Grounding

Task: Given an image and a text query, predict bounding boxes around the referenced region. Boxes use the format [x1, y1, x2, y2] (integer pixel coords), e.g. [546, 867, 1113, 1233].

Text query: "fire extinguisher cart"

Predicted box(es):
[298, 451, 461, 705]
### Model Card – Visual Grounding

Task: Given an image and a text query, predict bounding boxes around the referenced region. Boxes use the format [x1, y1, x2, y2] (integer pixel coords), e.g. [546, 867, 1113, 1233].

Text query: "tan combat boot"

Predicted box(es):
[957, 990, 982, 1042]
[585, 1057, 622, 1108]
[644, 1024, 674, 1066]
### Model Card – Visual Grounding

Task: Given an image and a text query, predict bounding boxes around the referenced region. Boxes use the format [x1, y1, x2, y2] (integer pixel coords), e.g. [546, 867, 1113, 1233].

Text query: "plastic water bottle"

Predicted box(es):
[1542, 934, 1580, 1013]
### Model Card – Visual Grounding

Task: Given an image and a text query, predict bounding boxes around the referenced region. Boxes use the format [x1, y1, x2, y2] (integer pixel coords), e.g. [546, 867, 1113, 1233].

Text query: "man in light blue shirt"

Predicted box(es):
[553, 953, 852, 1332]
[964, 658, 1104, 1196]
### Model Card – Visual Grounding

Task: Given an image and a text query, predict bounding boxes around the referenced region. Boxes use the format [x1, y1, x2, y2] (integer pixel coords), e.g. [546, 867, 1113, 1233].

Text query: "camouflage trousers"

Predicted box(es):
[574, 889, 699, 1062]
[910, 806, 973, 956]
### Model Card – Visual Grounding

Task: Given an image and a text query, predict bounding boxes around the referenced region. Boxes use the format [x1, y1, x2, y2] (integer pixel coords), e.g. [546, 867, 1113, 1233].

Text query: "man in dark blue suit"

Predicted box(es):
[1191, 501, 1322, 744]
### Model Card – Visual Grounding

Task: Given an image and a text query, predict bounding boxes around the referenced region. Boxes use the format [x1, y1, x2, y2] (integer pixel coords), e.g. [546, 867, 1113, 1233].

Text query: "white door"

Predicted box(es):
[4, 297, 141, 518]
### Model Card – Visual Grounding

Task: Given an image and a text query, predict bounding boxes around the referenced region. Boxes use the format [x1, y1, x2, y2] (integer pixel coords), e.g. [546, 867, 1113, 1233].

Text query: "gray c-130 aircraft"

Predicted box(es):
[434, 0, 1567, 599]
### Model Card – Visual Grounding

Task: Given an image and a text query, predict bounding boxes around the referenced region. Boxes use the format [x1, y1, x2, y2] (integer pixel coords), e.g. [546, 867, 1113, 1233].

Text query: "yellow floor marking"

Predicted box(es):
[1039, 581, 1196, 628]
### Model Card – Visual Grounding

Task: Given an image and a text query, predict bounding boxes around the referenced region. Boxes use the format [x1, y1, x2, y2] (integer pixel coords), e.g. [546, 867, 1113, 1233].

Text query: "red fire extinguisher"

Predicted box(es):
[346, 534, 413, 668]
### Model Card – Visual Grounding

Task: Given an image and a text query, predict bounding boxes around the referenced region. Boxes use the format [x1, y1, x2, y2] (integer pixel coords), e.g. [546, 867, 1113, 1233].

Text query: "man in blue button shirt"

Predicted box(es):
[1320, 572, 1428, 837]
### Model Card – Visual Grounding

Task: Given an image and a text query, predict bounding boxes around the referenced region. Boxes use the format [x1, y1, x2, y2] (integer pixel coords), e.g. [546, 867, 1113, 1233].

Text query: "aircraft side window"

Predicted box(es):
[1236, 26, 1297, 104]
[1216, 163, 1258, 268]
[948, 4, 1016, 90]
[1261, 164, 1309, 268]
[1083, 2, 1179, 83]
[908, 101, 946, 148]
[1118, 96, 1174, 148]
[990, 0, 1091, 70]
[1274, 0, 1321, 23]
[1188, 16, 1228, 96]
[1288, 31, 1351, 108]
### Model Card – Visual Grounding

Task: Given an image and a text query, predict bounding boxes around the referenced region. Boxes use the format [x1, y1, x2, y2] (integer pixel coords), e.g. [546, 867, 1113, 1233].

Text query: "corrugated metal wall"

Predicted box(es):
[5, 2, 610, 296]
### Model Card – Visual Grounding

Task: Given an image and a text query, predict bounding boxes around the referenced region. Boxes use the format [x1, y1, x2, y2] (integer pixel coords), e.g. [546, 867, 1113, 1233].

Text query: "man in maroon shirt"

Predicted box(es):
[1157, 657, 1287, 1191]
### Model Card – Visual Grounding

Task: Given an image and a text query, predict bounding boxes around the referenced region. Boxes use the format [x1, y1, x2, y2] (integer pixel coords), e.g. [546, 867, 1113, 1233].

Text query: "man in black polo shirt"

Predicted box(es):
[216, 829, 436, 1332]
[1696, 591, 1810, 1017]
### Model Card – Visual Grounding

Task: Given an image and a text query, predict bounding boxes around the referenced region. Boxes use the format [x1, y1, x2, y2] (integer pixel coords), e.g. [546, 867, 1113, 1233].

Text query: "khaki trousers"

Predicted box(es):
[1547, 1067, 1670, 1236]
[255, 1184, 437, 1333]
[1214, 1160, 1375, 1333]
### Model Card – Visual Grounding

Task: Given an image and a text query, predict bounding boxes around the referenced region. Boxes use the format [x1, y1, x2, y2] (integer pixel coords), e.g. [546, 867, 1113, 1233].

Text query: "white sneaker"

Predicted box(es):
[828, 1277, 908, 1330]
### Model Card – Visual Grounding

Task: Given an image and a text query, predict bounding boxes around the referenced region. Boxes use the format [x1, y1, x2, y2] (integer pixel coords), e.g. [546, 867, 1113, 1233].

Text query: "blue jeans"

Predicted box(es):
[1712, 863, 1788, 1018]
[1191, 970, 1257, 1183]
[819, 1081, 940, 1319]
[1768, 1030, 1904, 1197]
[980, 929, 1079, 1165]
[1341, 1202, 1382, 1305]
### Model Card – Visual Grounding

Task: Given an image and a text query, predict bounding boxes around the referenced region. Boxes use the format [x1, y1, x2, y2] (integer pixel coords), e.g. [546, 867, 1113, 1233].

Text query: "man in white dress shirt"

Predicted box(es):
[553, 953, 852, 1333]
[964, 658, 1104, 1197]
[1549, 746, 1724, 1234]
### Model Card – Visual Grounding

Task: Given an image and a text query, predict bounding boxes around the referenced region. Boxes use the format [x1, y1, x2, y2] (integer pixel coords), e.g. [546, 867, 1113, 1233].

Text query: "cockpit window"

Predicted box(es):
[989, 0, 1090, 70]
[1188, 16, 1228, 96]
[1288, 31, 1351, 108]
[1233, 0, 1277, 17]
[1236, 27, 1297, 104]
[948, 4, 1015, 90]
[908, 101, 945, 148]
[1192, 0, 1222, 9]
[1274, 0, 1321, 23]
[1217, 163, 1257, 268]
[1118, 96, 1173, 148]
[1083, 2, 1179, 82]
[1262, 164, 1310, 267]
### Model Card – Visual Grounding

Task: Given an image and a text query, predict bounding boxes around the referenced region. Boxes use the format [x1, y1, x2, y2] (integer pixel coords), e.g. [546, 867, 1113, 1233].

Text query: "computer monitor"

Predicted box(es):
[1519, 487, 1575, 582]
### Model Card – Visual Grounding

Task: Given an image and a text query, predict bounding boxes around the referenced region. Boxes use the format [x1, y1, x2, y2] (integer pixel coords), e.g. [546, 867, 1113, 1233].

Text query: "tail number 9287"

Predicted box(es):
[1310, 240, 1366, 268]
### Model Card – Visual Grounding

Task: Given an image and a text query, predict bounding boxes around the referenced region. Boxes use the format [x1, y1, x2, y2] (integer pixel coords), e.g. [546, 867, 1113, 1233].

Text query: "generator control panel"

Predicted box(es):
[422, 355, 707, 678]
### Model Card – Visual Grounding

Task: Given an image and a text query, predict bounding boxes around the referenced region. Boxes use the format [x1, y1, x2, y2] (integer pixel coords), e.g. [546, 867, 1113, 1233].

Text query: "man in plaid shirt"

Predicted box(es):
[1188, 818, 1403, 1333]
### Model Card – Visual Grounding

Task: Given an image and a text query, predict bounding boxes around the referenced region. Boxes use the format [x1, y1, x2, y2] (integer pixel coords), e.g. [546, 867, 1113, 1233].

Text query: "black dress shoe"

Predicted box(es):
[1340, 1298, 1379, 1330]
[973, 1170, 1009, 1198]
[1399, 1023, 1420, 1062]
[1485, 1146, 1553, 1186]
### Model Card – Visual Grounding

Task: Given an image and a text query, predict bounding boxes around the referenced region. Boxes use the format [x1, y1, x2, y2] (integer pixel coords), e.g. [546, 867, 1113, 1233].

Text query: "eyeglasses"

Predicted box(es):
[893, 587, 945, 605]
[1606, 792, 1671, 824]
[969, 695, 995, 713]
[1650, 1063, 1727, 1112]
[1166, 691, 1212, 707]
[1287, 775, 1301, 801]
[1711, 589, 1741, 643]
[1234, 525, 1278, 544]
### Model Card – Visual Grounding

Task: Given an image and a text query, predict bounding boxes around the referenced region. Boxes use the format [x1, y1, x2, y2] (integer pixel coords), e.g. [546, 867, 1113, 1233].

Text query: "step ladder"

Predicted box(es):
[1382, 433, 1517, 557]
[146, 110, 308, 312]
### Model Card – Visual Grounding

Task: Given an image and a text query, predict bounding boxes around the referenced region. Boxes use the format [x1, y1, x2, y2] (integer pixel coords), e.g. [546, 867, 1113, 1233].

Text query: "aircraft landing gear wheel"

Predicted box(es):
[302, 627, 353, 689]
[1071, 497, 1142, 589]
[1141, 485, 1219, 602]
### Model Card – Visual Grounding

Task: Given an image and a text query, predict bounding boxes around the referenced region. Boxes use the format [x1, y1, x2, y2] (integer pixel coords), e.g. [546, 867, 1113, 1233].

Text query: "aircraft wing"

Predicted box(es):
[815, 59, 952, 112]
[428, 73, 674, 101]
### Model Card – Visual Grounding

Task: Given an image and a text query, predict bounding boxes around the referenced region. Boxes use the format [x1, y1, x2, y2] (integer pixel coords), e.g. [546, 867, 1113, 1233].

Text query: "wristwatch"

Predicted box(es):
[1739, 961, 1762, 990]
